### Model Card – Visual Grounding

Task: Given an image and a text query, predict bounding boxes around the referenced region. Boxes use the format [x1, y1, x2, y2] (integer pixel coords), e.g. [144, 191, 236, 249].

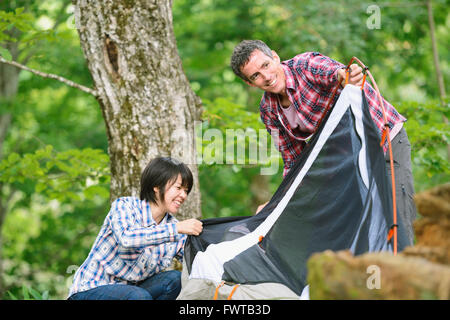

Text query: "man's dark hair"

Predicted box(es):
[230, 40, 273, 81]
[140, 157, 193, 204]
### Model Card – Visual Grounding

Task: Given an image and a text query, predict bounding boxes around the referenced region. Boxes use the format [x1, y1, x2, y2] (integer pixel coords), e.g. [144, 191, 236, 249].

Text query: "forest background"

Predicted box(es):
[0, 0, 448, 299]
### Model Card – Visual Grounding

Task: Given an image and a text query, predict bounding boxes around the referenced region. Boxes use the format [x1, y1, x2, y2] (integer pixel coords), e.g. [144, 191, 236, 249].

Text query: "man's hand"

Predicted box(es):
[255, 201, 269, 215]
[176, 219, 203, 236]
[337, 64, 364, 87]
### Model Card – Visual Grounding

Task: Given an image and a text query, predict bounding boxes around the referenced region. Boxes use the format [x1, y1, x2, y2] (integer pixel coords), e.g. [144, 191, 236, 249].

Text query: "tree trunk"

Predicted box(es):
[73, 0, 203, 220]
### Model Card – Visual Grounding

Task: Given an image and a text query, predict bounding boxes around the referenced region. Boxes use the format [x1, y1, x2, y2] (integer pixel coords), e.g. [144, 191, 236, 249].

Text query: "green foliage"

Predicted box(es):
[0, 7, 34, 42]
[0, 0, 108, 300]
[0, 144, 110, 299]
[7, 285, 50, 300]
[197, 97, 283, 218]
[396, 99, 450, 190]
[0, 145, 110, 202]
[0, 0, 448, 300]
[200, 98, 265, 165]
[203, 97, 263, 130]
[0, 5, 61, 59]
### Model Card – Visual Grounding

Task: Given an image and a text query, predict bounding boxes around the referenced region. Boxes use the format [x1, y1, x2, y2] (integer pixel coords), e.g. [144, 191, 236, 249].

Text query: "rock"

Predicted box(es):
[407, 183, 450, 264]
[414, 183, 450, 218]
[307, 250, 450, 299]
[306, 183, 450, 299]
[402, 246, 448, 265]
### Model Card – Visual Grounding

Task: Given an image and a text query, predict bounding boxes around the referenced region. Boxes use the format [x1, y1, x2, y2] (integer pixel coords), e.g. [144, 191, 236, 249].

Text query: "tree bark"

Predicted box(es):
[73, 0, 203, 220]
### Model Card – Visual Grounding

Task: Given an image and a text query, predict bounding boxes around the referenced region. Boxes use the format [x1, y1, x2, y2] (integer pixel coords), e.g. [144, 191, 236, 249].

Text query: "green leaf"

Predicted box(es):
[41, 291, 49, 300]
[35, 182, 47, 193]
[28, 287, 43, 300]
[83, 185, 109, 200]
[22, 285, 30, 300]
[7, 152, 20, 164]
[7, 291, 18, 300]
[0, 46, 12, 61]
[15, 7, 25, 15]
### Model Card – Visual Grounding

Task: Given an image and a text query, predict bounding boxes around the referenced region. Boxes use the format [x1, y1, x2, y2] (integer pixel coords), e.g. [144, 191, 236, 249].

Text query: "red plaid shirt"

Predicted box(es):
[259, 52, 406, 176]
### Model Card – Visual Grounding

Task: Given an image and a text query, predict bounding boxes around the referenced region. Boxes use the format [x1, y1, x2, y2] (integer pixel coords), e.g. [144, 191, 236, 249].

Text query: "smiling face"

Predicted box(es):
[156, 174, 188, 214]
[240, 49, 286, 95]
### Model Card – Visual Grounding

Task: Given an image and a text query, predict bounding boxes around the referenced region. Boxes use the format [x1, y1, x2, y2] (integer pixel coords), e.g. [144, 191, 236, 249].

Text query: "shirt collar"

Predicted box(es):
[141, 199, 171, 227]
[141, 199, 154, 227]
[281, 61, 296, 90]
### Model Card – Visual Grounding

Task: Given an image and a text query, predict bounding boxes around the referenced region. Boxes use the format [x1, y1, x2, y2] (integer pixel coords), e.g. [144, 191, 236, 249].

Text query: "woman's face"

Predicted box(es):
[160, 174, 188, 214]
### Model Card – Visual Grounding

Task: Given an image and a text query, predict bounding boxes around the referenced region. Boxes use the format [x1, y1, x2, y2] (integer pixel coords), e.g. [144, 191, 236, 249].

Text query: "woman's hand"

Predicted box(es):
[176, 219, 203, 236]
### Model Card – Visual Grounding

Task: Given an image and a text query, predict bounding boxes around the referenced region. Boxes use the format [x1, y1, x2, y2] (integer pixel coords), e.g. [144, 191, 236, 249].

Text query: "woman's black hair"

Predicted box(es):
[139, 157, 193, 204]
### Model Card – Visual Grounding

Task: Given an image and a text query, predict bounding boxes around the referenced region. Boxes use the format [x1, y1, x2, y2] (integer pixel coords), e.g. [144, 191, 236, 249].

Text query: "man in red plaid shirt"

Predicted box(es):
[230, 40, 416, 244]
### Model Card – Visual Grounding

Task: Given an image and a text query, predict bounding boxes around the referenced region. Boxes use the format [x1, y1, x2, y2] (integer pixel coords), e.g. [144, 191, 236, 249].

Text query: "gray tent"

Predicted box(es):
[178, 85, 409, 300]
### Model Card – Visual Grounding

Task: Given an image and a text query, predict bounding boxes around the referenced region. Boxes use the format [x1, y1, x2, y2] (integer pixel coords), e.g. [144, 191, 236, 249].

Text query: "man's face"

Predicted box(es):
[240, 49, 286, 95]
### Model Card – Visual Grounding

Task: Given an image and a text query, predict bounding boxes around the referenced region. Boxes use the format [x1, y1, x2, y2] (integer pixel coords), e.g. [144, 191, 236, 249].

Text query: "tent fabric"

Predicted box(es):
[177, 260, 302, 300]
[179, 85, 409, 299]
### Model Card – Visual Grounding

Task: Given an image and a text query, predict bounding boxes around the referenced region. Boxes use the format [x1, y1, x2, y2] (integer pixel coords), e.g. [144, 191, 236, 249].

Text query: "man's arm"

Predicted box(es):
[299, 52, 363, 89]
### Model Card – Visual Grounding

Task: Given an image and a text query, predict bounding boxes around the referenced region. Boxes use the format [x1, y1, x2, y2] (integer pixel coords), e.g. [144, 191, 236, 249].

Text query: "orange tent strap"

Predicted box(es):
[213, 281, 225, 300]
[227, 284, 240, 300]
[380, 127, 387, 147]
[345, 57, 398, 255]
[387, 224, 399, 242]
[387, 228, 394, 242]
[345, 67, 350, 85]
[386, 130, 398, 255]
[361, 73, 367, 90]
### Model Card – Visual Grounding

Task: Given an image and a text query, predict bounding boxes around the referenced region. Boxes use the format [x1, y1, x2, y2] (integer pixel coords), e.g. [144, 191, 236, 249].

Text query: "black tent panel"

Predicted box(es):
[184, 85, 409, 296]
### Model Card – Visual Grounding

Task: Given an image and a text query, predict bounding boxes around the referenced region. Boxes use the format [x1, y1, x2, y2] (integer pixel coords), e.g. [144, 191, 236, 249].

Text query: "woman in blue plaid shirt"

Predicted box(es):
[68, 157, 203, 300]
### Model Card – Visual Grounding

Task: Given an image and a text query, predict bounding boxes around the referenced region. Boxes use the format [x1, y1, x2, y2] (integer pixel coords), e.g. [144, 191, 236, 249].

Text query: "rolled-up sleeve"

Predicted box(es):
[300, 52, 344, 91]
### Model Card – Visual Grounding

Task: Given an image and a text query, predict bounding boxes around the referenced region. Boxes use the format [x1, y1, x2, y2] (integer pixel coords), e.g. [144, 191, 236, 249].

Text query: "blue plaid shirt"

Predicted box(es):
[68, 197, 186, 297]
